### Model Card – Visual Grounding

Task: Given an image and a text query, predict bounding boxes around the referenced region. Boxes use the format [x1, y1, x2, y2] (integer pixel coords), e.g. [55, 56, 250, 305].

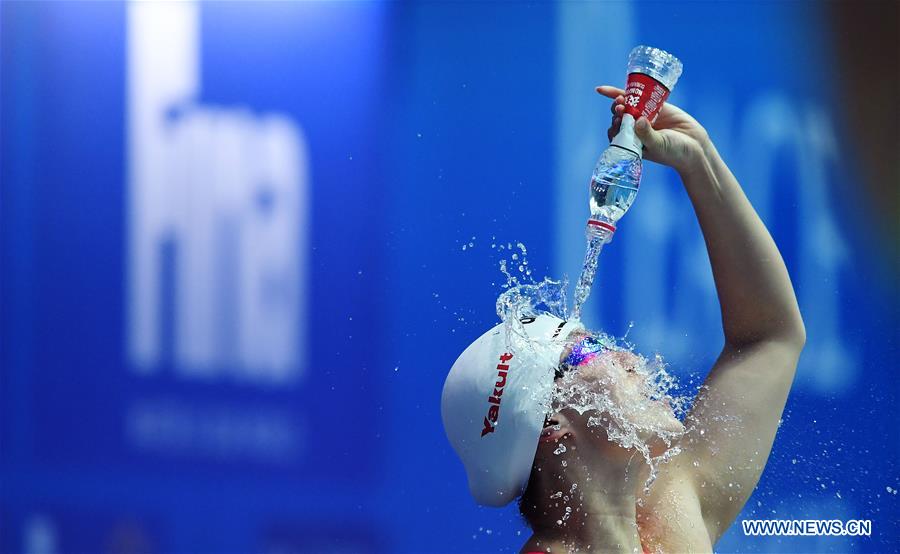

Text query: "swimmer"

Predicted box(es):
[441, 86, 805, 553]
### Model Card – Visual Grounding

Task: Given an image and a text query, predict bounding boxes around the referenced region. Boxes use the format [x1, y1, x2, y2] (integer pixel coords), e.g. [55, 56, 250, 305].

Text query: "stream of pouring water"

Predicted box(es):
[570, 234, 606, 321]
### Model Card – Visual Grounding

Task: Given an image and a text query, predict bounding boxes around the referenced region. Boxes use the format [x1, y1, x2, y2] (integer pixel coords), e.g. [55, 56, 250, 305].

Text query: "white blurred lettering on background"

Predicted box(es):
[126, 2, 308, 386]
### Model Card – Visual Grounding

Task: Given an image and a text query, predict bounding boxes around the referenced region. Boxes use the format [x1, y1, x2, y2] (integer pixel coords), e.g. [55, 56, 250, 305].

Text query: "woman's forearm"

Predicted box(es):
[677, 140, 806, 348]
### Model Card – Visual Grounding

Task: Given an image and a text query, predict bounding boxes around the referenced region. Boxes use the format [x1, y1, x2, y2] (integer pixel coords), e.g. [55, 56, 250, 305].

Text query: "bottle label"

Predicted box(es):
[623, 72, 670, 122]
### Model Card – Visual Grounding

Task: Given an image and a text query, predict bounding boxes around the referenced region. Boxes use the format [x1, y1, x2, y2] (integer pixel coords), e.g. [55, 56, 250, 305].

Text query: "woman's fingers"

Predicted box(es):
[599, 86, 626, 142]
[608, 115, 622, 142]
[596, 85, 626, 99]
[634, 116, 667, 154]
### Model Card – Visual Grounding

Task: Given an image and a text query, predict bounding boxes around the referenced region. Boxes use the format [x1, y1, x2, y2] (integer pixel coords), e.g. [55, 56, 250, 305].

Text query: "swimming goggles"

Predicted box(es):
[555, 334, 608, 379]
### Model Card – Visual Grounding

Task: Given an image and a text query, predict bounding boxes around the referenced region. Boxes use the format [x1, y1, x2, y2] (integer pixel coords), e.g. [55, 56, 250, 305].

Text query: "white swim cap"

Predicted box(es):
[441, 315, 583, 506]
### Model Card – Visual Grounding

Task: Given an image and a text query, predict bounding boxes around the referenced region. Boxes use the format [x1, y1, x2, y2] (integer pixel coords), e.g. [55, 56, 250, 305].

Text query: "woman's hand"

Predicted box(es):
[596, 85, 709, 174]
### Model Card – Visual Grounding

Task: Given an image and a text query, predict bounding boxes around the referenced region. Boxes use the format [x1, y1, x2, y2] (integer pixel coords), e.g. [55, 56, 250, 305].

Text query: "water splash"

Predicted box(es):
[496, 276, 568, 324]
[494, 248, 689, 498]
[494, 241, 568, 344]
[551, 341, 689, 492]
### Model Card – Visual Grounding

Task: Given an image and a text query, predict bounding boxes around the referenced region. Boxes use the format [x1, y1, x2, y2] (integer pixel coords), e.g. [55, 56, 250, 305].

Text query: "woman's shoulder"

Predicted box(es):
[637, 463, 713, 553]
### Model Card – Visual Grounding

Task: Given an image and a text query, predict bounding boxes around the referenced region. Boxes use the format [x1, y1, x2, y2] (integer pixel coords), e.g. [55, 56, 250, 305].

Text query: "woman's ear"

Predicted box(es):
[539, 411, 572, 445]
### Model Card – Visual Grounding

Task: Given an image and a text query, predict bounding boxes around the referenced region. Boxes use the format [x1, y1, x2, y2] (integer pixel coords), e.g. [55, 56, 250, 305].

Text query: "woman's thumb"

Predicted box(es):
[634, 117, 666, 153]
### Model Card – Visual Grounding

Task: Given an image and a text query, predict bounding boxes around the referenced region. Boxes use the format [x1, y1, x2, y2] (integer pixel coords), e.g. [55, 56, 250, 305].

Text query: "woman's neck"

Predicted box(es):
[522, 448, 644, 553]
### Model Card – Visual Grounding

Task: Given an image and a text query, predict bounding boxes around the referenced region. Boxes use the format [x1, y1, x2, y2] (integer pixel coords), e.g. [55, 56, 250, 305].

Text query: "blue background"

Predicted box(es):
[2, 1, 898, 553]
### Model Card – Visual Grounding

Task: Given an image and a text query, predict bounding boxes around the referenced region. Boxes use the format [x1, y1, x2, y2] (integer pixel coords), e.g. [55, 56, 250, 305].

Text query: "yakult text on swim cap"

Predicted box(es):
[481, 352, 514, 437]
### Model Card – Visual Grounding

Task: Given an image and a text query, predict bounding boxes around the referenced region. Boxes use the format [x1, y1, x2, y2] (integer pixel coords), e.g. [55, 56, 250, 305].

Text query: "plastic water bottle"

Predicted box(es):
[586, 45, 683, 243]
[572, 46, 682, 320]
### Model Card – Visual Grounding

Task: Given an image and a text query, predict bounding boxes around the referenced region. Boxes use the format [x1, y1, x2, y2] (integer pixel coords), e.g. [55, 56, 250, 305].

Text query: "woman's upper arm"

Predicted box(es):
[679, 338, 804, 542]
